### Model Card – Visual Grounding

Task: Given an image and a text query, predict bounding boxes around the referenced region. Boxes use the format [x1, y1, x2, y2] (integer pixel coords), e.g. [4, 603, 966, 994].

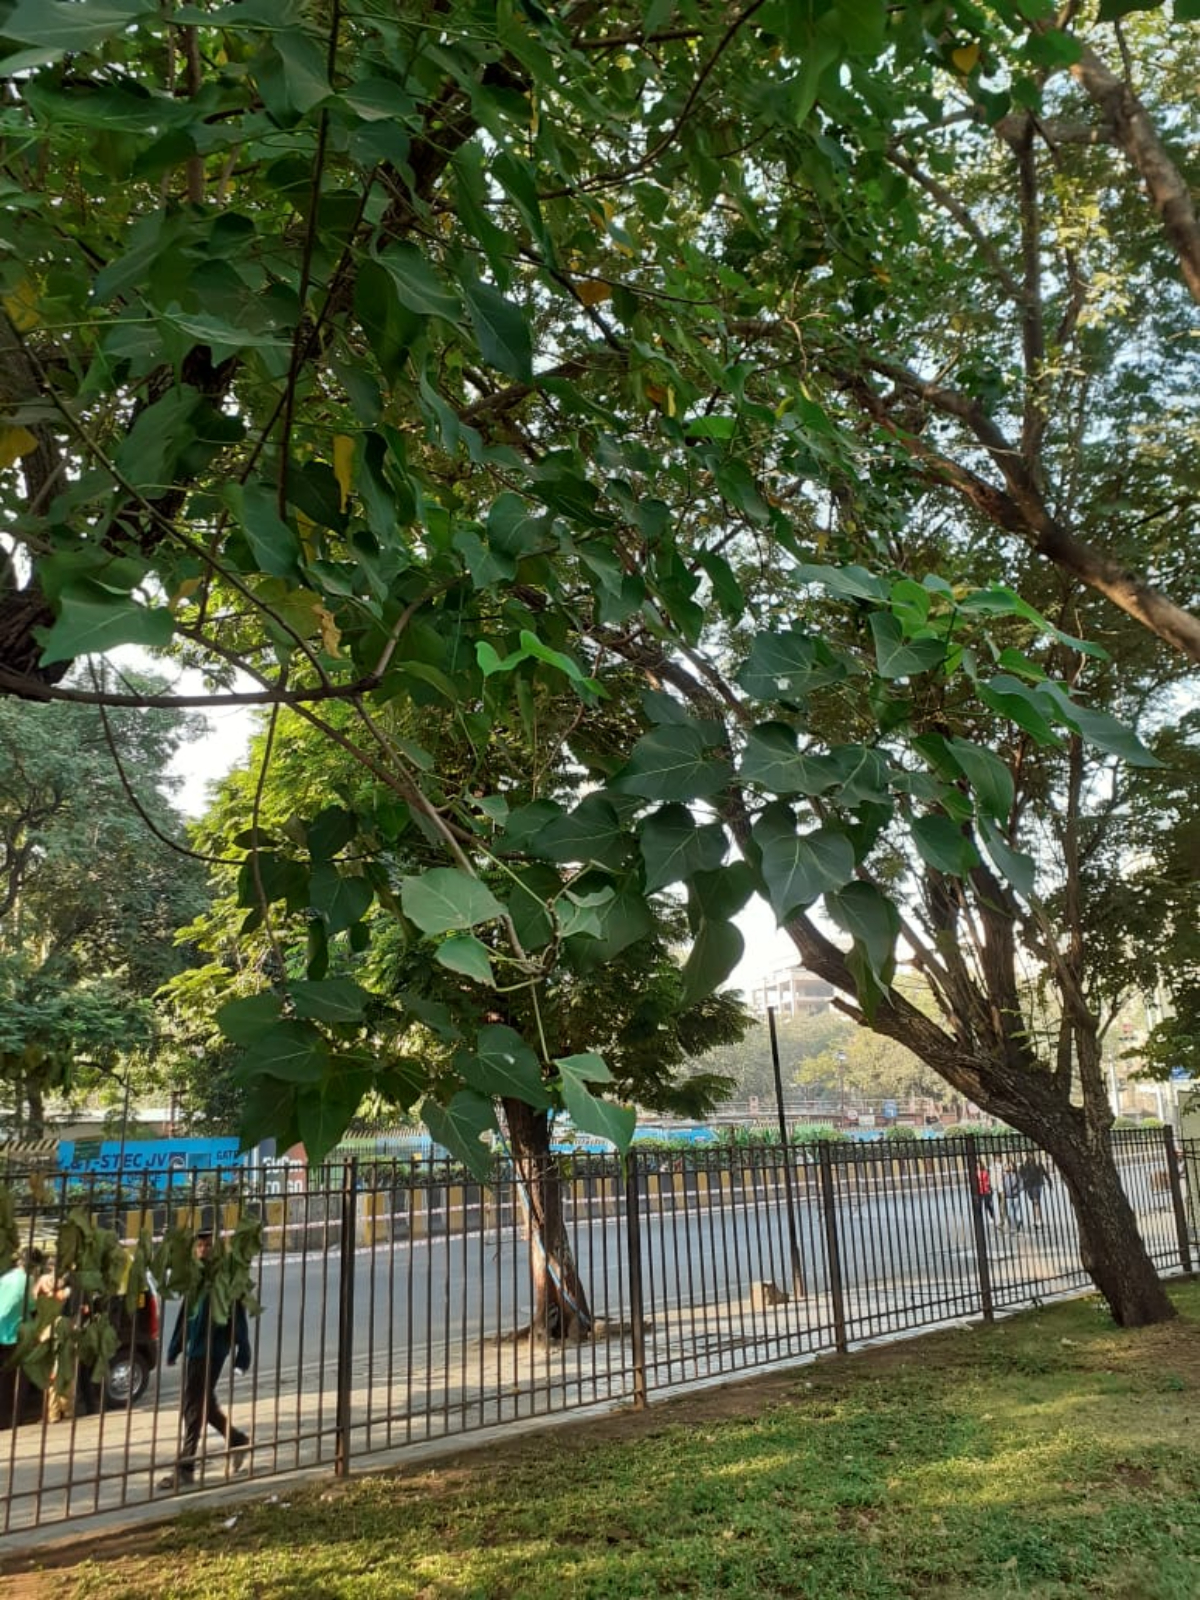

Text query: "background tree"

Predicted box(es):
[0, 693, 206, 1133]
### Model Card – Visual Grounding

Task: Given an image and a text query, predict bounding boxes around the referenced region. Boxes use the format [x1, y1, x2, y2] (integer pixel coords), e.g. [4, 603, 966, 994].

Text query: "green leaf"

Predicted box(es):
[793, 562, 889, 602]
[422, 1092, 497, 1180]
[235, 1020, 331, 1085]
[401, 869, 504, 934]
[160, 310, 289, 359]
[740, 724, 845, 797]
[977, 677, 1062, 747]
[824, 882, 900, 988]
[290, 979, 372, 1025]
[306, 807, 358, 860]
[268, 31, 332, 115]
[554, 1051, 613, 1086]
[238, 1077, 299, 1156]
[0, 0, 155, 58]
[231, 484, 304, 581]
[216, 993, 281, 1047]
[296, 1072, 368, 1166]
[506, 863, 560, 951]
[870, 613, 946, 679]
[435, 934, 495, 984]
[38, 582, 174, 665]
[309, 866, 373, 935]
[979, 817, 1037, 901]
[461, 274, 534, 382]
[461, 1024, 551, 1108]
[538, 794, 633, 870]
[688, 861, 757, 924]
[557, 1072, 635, 1154]
[639, 804, 727, 891]
[947, 739, 1015, 822]
[911, 815, 980, 877]
[377, 243, 462, 321]
[567, 881, 654, 969]
[1040, 684, 1163, 767]
[614, 725, 732, 801]
[684, 415, 736, 441]
[753, 805, 857, 921]
[681, 918, 744, 1006]
[736, 630, 850, 702]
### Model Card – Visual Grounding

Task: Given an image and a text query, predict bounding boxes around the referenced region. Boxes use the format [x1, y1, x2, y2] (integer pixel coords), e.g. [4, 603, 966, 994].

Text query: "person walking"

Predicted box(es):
[975, 1159, 995, 1222]
[159, 1231, 252, 1490]
[991, 1157, 1009, 1228]
[1020, 1156, 1052, 1229]
[0, 1249, 40, 1430]
[1002, 1160, 1024, 1230]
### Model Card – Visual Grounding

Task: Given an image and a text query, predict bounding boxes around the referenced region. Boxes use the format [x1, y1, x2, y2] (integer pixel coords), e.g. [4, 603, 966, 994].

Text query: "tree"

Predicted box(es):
[0, 1, 1196, 1325]
[0, 693, 206, 1132]
[169, 704, 751, 1335]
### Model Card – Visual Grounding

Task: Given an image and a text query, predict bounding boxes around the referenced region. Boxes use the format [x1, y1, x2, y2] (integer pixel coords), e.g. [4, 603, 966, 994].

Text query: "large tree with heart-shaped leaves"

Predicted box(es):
[0, 0, 1197, 1324]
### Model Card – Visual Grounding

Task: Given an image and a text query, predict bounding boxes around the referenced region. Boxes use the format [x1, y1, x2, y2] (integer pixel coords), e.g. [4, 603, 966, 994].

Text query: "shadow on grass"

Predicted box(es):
[26, 1284, 1200, 1600]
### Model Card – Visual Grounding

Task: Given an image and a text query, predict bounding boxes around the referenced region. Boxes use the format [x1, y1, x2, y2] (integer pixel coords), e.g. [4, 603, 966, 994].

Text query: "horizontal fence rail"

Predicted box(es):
[2, 1128, 1195, 1536]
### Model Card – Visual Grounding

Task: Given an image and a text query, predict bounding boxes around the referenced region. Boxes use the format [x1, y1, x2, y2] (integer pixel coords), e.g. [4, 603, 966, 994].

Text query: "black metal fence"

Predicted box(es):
[2, 1127, 1195, 1536]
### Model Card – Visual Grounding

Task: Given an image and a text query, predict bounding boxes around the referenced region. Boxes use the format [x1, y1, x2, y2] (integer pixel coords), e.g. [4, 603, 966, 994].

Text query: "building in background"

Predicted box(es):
[750, 963, 836, 1019]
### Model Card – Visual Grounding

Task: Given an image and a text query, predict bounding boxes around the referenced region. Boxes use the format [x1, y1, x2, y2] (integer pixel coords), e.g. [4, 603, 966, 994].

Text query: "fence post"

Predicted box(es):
[624, 1153, 647, 1409]
[335, 1158, 357, 1478]
[768, 1005, 807, 1297]
[1162, 1126, 1193, 1275]
[817, 1143, 848, 1354]
[963, 1136, 995, 1323]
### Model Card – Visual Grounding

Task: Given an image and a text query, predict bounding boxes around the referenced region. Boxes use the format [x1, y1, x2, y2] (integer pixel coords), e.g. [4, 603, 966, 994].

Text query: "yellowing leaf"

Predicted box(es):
[951, 43, 980, 75]
[0, 425, 37, 470]
[168, 576, 203, 612]
[332, 434, 354, 511]
[645, 382, 667, 409]
[3, 281, 39, 332]
[576, 279, 612, 306]
[315, 603, 342, 658]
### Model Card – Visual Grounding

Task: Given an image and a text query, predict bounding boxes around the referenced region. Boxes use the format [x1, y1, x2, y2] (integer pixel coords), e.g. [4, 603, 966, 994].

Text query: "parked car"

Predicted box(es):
[103, 1273, 161, 1407]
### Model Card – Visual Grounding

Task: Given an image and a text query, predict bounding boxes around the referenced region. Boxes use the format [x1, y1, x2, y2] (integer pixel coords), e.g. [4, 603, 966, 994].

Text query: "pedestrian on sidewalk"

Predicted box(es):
[159, 1231, 252, 1491]
[0, 1248, 39, 1430]
[975, 1159, 995, 1222]
[1002, 1160, 1024, 1230]
[1020, 1156, 1052, 1229]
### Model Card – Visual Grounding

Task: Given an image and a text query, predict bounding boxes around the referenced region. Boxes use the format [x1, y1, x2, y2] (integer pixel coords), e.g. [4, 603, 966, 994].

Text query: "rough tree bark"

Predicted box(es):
[502, 1096, 593, 1342]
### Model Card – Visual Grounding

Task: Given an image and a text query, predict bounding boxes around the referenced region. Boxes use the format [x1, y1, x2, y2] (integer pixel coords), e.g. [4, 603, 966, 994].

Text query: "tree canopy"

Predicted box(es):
[0, 0, 1197, 1322]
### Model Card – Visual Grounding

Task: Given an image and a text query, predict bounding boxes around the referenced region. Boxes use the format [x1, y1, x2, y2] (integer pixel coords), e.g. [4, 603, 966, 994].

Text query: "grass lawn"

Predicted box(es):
[5, 1282, 1200, 1600]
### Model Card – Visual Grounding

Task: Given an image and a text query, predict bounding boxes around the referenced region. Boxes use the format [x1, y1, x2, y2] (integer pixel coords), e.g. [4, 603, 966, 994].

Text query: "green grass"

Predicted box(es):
[22, 1283, 1200, 1600]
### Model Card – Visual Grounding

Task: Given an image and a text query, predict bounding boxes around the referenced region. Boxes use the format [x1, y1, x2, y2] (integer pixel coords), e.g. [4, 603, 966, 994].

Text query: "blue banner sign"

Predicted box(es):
[58, 1137, 246, 1184]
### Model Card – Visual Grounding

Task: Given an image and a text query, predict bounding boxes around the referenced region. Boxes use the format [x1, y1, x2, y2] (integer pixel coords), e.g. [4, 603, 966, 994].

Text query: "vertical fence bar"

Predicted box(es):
[817, 1143, 848, 1354]
[1162, 1126, 1193, 1274]
[767, 1006, 807, 1298]
[963, 1136, 995, 1323]
[335, 1159, 357, 1478]
[624, 1154, 647, 1409]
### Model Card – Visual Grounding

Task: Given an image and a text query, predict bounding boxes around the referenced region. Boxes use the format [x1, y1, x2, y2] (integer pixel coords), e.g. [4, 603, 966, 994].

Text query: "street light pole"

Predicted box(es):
[836, 1051, 847, 1122]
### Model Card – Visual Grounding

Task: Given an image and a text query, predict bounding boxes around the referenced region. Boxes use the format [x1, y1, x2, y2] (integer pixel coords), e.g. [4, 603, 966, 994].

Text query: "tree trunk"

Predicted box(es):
[23, 1076, 45, 1140]
[776, 912, 1180, 1328]
[1042, 1110, 1177, 1328]
[502, 1097, 593, 1341]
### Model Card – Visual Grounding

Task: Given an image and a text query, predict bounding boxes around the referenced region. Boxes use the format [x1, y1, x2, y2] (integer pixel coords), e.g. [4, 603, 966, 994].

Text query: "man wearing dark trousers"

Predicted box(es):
[159, 1231, 252, 1490]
